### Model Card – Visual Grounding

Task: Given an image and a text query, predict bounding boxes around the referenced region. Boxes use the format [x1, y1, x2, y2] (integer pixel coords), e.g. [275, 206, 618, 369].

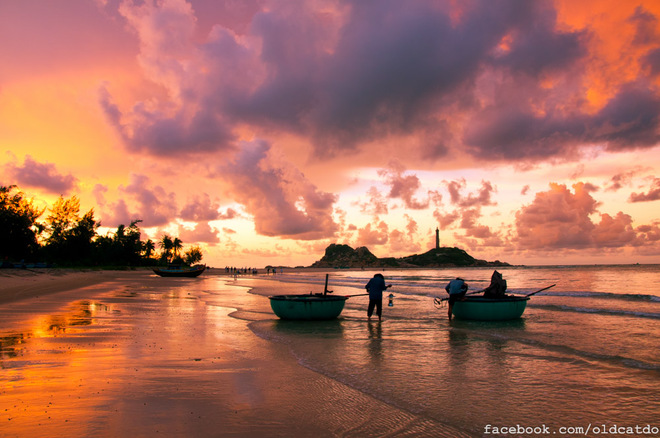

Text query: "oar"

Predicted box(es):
[524, 284, 556, 297]
[437, 288, 486, 302]
[344, 293, 369, 298]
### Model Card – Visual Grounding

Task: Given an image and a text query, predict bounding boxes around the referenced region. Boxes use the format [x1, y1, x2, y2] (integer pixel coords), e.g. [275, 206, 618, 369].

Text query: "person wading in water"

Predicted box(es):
[365, 273, 392, 321]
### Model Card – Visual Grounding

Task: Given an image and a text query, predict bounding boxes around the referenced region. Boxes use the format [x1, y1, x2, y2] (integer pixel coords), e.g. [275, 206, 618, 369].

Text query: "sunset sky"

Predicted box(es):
[2, 0, 660, 267]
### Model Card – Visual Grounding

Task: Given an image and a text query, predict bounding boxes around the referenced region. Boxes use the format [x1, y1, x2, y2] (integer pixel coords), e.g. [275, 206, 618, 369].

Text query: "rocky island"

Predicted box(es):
[310, 243, 510, 269]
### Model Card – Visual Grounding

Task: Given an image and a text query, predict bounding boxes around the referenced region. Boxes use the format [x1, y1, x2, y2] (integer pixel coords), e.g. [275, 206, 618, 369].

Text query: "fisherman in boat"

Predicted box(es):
[445, 277, 468, 321]
[482, 270, 507, 299]
[365, 273, 392, 321]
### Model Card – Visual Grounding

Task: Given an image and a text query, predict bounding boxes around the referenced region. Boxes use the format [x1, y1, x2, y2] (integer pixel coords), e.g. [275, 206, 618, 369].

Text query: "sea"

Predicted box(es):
[1, 265, 658, 437]
[247, 265, 660, 437]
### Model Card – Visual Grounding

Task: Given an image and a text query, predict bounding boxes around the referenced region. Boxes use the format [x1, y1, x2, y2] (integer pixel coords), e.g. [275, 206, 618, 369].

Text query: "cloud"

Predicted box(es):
[604, 167, 645, 192]
[98, 174, 178, 227]
[356, 221, 389, 247]
[96, 0, 660, 167]
[459, 208, 495, 239]
[378, 162, 431, 209]
[513, 182, 647, 250]
[180, 193, 221, 221]
[356, 186, 389, 216]
[433, 209, 460, 230]
[217, 139, 338, 239]
[99, 0, 239, 155]
[4, 155, 77, 194]
[629, 176, 660, 202]
[444, 179, 497, 207]
[178, 222, 220, 244]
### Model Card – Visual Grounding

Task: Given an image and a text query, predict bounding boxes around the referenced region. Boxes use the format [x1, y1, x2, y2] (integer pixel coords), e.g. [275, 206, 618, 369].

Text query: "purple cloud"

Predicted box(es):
[217, 139, 338, 239]
[4, 155, 77, 194]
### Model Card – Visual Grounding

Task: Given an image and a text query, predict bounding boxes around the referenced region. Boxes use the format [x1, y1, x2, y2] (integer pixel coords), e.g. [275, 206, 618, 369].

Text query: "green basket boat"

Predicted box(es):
[452, 296, 530, 321]
[269, 294, 349, 320]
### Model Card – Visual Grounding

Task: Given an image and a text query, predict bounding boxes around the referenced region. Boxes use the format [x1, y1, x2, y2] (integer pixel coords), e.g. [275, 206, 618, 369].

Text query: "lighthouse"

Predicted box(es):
[435, 227, 440, 249]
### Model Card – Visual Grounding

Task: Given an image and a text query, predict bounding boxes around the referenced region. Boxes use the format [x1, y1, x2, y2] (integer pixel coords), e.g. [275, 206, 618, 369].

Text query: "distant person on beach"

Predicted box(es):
[445, 277, 468, 321]
[365, 273, 392, 321]
[483, 270, 507, 298]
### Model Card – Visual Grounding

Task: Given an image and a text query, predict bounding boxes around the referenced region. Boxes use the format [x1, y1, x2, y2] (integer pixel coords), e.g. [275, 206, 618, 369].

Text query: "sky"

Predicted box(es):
[2, 0, 660, 268]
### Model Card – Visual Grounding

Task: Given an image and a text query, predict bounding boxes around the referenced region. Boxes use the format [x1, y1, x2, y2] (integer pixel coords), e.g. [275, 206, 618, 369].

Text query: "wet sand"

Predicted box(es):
[0, 269, 455, 437]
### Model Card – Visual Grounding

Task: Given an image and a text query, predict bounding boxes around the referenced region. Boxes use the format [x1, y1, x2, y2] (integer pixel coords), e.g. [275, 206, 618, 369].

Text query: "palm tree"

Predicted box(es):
[159, 235, 173, 263]
[143, 239, 155, 258]
[172, 237, 183, 261]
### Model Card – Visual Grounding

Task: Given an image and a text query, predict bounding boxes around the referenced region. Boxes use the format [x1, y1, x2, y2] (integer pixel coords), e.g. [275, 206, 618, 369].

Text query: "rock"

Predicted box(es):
[310, 244, 510, 268]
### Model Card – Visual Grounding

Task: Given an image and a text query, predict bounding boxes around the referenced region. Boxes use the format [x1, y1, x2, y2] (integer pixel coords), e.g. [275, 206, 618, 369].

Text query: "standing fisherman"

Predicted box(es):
[445, 277, 468, 321]
[365, 273, 392, 321]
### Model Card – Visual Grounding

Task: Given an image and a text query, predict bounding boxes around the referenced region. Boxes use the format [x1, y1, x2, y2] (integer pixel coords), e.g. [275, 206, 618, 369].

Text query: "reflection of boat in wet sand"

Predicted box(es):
[153, 264, 206, 278]
[269, 274, 350, 320]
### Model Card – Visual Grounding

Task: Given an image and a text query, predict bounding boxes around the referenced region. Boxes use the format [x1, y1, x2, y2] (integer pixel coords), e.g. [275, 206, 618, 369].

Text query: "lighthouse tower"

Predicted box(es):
[435, 227, 440, 249]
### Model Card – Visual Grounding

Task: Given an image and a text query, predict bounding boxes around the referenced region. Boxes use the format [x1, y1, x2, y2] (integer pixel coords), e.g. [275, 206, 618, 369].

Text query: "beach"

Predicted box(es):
[0, 268, 467, 437]
[1, 266, 658, 437]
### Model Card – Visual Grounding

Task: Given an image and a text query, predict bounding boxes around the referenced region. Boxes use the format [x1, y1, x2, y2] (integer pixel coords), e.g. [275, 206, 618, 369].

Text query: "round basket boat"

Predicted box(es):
[452, 296, 530, 321]
[269, 294, 349, 320]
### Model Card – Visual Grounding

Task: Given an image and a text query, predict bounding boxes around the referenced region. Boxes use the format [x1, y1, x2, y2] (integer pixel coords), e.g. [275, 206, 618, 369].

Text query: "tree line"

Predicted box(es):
[0, 185, 203, 267]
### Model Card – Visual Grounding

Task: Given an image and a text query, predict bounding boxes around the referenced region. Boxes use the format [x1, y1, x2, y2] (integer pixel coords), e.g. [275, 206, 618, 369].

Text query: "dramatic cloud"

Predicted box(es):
[97, 0, 660, 165]
[99, 0, 238, 155]
[514, 182, 644, 250]
[3, 0, 660, 266]
[4, 155, 77, 194]
[218, 139, 338, 239]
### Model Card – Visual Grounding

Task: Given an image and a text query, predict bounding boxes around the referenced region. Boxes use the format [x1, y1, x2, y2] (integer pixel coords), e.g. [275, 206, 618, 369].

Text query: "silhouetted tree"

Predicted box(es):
[0, 185, 44, 260]
[143, 239, 155, 258]
[44, 195, 98, 264]
[159, 235, 173, 263]
[172, 237, 183, 259]
[113, 220, 143, 265]
[184, 246, 203, 265]
[1, 185, 205, 267]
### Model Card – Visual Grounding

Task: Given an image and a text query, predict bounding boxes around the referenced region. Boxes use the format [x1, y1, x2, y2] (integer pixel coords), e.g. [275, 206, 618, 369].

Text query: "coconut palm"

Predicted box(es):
[143, 239, 155, 258]
[159, 235, 173, 262]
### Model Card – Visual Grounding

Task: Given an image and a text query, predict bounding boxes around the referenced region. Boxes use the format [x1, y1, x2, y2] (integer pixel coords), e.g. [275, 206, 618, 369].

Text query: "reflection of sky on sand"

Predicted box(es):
[0, 281, 259, 436]
[0, 275, 468, 437]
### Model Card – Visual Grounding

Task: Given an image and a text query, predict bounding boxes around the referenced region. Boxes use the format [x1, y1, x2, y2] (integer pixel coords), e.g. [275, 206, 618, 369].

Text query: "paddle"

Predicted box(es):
[437, 288, 486, 302]
[344, 293, 369, 298]
[524, 284, 556, 297]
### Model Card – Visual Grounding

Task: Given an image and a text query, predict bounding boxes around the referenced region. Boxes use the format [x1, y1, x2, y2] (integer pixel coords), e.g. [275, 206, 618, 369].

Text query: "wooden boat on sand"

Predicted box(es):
[153, 264, 206, 278]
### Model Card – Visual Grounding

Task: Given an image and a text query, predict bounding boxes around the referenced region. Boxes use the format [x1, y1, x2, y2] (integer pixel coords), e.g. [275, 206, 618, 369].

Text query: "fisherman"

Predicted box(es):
[483, 270, 507, 298]
[445, 277, 468, 321]
[365, 273, 392, 321]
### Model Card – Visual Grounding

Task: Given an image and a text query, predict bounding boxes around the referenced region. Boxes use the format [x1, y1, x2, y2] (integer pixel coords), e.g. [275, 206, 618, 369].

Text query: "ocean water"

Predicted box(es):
[248, 265, 660, 436]
[1, 266, 658, 437]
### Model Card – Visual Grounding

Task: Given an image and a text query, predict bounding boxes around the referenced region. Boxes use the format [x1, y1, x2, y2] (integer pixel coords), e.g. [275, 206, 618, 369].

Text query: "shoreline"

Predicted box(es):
[0, 266, 465, 437]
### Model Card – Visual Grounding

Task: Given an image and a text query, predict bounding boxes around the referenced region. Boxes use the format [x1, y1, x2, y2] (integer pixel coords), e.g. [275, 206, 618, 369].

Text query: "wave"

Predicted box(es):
[529, 303, 660, 319]
[539, 290, 660, 303]
[464, 329, 660, 372]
